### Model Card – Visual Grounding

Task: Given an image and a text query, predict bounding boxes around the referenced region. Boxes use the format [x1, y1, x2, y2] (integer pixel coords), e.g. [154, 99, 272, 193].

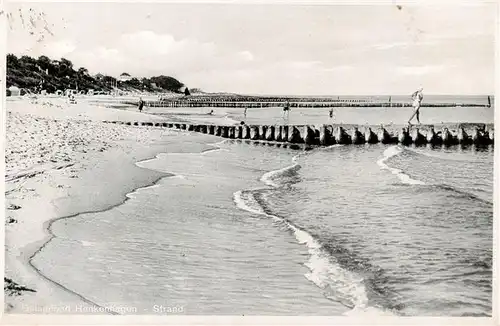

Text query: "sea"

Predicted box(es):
[31, 99, 494, 316]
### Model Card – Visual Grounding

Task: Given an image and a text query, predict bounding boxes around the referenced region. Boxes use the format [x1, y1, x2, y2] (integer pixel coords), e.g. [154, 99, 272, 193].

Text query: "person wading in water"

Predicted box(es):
[138, 97, 145, 112]
[408, 87, 423, 125]
[283, 101, 291, 119]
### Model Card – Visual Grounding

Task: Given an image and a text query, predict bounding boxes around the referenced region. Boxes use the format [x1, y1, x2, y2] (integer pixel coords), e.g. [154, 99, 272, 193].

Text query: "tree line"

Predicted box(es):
[6, 54, 187, 94]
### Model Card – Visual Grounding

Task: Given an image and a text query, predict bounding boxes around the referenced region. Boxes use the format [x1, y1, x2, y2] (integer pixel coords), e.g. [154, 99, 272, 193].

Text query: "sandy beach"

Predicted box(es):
[4, 2, 495, 320]
[4, 95, 202, 313]
[3, 94, 494, 317]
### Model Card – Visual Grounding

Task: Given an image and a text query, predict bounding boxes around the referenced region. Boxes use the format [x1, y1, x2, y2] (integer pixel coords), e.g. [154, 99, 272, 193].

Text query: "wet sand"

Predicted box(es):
[4, 96, 221, 313]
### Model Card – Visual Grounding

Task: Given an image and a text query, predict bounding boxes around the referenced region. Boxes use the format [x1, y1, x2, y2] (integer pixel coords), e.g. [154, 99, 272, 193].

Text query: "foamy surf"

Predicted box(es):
[125, 183, 161, 200]
[259, 152, 306, 187]
[233, 156, 394, 315]
[320, 144, 345, 151]
[207, 139, 229, 148]
[260, 163, 301, 187]
[377, 145, 425, 185]
[233, 190, 265, 215]
[291, 152, 304, 163]
[201, 147, 229, 154]
[292, 225, 386, 313]
[233, 188, 392, 315]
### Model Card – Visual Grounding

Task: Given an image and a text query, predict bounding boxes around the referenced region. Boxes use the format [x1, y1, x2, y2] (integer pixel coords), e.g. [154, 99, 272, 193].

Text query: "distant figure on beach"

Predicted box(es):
[244, 107, 248, 117]
[408, 87, 423, 125]
[68, 92, 77, 104]
[138, 97, 145, 112]
[209, 110, 214, 115]
[283, 101, 291, 118]
[329, 108, 334, 118]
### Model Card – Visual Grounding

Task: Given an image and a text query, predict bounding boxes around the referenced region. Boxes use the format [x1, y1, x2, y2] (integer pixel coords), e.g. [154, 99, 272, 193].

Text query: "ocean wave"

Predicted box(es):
[233, 190, 266, 216]
[259, 151, 310, 187]
[376, 145, 425, 185]
[233, 189, 394, 315]
[260, 163, 301, 187]
[294, 226, 371, 311]
[201, 147, 228, 154]
[405, 146, 487, 163]
[207, 139, 229, 148]
[233, 152, 397, 316]
[379, 147, 492, 204]
[319, 144, 346, 151]
[434, 184, 492, 205]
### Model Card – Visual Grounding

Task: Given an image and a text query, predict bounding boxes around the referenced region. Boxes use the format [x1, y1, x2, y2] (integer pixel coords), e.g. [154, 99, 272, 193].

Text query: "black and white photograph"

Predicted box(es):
[2, 1, 497, 323]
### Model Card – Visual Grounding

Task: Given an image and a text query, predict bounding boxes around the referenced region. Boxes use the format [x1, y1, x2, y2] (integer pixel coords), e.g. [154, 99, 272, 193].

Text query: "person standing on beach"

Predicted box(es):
[244, 107, 248, 117]
[408, 87, 423, 125]
[329, 108, 334, 118]
[138, 97, 145, 112]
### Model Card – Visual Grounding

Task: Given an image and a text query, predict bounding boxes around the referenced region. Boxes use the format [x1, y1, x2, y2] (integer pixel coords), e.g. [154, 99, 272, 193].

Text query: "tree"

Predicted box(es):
[102, 75, 117, 88]
[60, 57, 73, 70]
[125, 78, 142, 88]
[57, 57, 75, 78]
[150, 75, 184, 92]
[37, 55, 52, 71]
[77, 67, 89, 76]
[7, 54, 19, 68]
[5, 53, 186, 95]
[19, 55, 37, 67]
[141, 78, 152, 89]
[57, 63, 68, 78]
[184, 87, 190, 96]
[44, 83, 57, 93]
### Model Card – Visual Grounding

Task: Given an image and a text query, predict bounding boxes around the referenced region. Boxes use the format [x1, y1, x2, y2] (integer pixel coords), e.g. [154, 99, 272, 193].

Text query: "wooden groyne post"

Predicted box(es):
[102, 121, 494, 147]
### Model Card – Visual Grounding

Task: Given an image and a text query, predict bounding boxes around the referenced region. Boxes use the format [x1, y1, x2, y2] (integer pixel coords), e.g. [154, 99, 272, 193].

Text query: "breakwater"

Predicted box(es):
[102, 120, 494, 147]
[120, 100, 489, 108]
[118, 94, 492, 108]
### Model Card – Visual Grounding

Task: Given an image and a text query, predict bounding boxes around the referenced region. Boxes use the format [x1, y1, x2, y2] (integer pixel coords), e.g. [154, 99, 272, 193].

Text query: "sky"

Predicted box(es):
[5, 2, 497, 95]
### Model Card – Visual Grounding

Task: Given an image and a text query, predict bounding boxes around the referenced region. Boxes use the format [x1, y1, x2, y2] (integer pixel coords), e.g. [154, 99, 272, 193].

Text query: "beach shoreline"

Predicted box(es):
[3, 95, 494, 317]
[4, 96, 211, 313]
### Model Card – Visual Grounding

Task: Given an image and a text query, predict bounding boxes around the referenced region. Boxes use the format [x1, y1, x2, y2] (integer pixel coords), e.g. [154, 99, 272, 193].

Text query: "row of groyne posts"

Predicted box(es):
[121, 100, 490, 108]
[103, 120, 494, 146]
